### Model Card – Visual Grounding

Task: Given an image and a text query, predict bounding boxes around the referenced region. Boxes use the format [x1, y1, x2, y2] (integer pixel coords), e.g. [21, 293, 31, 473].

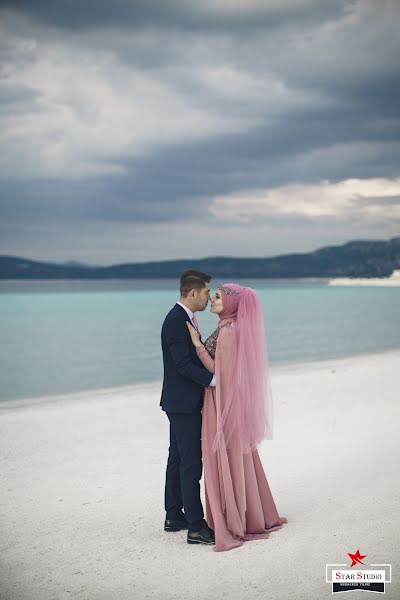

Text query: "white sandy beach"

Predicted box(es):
[328, 269, 400, 286]
[1, 350, 399, 600]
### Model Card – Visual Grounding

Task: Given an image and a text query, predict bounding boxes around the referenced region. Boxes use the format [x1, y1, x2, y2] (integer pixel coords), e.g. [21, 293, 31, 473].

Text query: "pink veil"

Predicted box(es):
[213, 284, 274, 454]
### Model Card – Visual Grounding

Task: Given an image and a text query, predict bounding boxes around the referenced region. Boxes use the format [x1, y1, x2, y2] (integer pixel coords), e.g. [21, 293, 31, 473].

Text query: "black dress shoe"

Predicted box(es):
[164, 517, 188, 532]
[187, 524, 215, 545]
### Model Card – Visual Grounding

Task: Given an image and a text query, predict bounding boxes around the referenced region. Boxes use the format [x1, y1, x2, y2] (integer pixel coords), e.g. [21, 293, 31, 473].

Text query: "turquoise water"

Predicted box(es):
[0, 279, 399, 402]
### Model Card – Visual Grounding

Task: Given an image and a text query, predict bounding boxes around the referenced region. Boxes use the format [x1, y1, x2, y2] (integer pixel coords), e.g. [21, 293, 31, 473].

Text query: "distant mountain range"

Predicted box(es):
[1, 236, 399, 279]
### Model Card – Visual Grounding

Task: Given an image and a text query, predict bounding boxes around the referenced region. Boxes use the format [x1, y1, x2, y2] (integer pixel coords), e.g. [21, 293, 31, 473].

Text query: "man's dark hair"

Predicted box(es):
[180, 269, 212, 298]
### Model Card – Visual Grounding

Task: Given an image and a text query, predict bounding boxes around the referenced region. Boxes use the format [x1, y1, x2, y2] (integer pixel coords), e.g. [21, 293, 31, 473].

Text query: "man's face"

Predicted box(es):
[193, 282, 211, 311]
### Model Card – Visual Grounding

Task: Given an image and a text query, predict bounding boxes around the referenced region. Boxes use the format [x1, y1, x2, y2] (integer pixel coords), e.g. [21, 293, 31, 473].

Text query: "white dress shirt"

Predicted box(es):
[176, 302, 216, 387]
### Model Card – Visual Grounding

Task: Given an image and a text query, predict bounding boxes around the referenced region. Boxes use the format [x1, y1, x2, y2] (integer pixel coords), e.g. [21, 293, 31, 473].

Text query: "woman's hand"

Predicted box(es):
[186, 321, 202, 348]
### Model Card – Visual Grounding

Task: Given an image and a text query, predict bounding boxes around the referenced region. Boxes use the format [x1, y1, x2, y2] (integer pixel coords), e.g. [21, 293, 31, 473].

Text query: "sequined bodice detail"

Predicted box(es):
[204, 321, 234, 358]
[204, 328, 219, 358]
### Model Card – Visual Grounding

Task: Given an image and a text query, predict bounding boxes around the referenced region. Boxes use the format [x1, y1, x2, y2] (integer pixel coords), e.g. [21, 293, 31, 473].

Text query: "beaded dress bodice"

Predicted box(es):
[203, 320, 234, 359]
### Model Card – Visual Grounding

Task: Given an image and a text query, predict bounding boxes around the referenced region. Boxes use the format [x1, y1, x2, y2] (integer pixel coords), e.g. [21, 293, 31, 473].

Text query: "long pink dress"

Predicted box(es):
[196, 318, 288, 552]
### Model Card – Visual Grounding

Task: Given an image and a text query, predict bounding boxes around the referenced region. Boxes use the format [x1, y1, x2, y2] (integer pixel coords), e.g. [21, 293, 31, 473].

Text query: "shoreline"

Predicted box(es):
[1, 346, 399, 413]
[328, 268, 400, 286]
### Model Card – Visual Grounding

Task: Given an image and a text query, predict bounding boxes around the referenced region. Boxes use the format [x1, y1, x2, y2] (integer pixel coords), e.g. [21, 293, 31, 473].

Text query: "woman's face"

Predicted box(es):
[210, 288, 224, 314]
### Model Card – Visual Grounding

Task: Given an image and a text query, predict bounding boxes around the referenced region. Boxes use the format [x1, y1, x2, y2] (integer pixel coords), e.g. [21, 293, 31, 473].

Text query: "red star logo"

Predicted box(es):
[348, 549, 367, 567]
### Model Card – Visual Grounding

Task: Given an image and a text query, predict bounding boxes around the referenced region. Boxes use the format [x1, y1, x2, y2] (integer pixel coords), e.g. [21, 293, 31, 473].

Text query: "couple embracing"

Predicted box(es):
[160, 269, 287, 552]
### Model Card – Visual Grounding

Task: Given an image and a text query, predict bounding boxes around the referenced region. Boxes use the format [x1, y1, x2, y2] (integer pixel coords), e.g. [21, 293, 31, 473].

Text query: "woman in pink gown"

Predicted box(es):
[186, 283, 287, 552]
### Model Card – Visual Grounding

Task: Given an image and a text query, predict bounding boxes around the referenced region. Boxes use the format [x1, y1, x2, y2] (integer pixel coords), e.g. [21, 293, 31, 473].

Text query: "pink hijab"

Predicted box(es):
[213, 283, 274, 454]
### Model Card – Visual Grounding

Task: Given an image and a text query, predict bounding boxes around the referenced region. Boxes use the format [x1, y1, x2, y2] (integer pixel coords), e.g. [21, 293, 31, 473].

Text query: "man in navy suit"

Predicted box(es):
[160, 269, 216, 545]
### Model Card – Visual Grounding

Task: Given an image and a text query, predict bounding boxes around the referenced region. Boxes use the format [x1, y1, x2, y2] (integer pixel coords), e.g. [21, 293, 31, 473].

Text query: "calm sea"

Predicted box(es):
[0, 278, 399, 403]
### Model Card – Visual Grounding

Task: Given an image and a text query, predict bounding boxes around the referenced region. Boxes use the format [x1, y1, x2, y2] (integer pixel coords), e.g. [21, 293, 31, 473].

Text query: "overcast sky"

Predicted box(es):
[0, 0, 399, 265]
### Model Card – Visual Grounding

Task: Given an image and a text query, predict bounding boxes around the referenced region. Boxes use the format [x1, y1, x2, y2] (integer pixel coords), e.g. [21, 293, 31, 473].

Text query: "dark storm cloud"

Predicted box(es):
[121, 97, 400, 203]
[0, 170, 211, 225]
[0, 0, 399, 263]
[0, 0, 352, 33]
[2, 93, 399, 228]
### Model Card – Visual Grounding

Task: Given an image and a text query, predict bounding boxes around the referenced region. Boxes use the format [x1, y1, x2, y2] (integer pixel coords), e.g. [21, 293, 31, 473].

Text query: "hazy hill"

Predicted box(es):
[1, 236, 399, 279]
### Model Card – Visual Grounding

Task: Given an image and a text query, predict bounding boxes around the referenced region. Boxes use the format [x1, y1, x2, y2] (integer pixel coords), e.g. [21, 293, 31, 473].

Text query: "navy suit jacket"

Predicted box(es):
[160, 303, 213, 414]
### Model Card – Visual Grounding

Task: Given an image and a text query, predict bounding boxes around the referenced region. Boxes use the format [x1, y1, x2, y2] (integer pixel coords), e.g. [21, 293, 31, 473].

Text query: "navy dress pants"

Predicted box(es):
[164, 411, 204, 532]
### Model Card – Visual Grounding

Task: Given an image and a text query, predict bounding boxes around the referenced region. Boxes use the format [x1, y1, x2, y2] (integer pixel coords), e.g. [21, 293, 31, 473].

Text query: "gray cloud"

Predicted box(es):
[0, 0, 399, 262]
[0, 0, 352, 33]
